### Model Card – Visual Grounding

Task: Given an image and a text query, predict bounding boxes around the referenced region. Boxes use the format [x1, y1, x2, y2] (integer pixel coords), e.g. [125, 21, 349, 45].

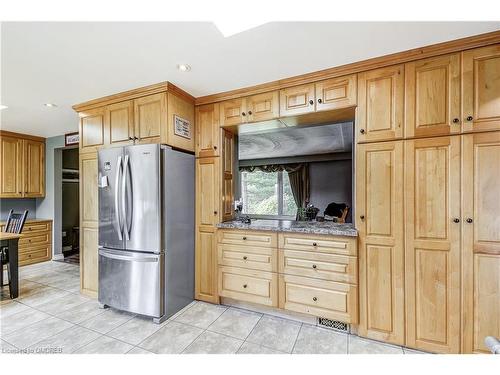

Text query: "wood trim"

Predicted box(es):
[195, 30, 500, 105]
[0, 130, 45, 142]
[73, 81, 195, 112]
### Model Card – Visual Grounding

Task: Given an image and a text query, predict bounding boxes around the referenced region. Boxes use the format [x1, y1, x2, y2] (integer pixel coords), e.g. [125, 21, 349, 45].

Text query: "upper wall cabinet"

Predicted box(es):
[315, 74, 357, 112]
[133, 93, 165, 144]
[357, 65, 404, 142]
[280, 83, 316, 117]
[405, 54, 461, 138]
[462, 44, 500, 133]
[0, 132, 45, 198]
[80, 107, 106, 154]
[220, 98, 246, 127]
[106, 100, 134, 146]
[246, 91, 280, 123]
[196, 103, 220, 158]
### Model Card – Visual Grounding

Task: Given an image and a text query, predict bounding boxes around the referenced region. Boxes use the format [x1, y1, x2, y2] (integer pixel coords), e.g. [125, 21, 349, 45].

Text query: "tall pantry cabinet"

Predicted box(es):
[195, 103, 235, 303]
[356, 44, 500, 354]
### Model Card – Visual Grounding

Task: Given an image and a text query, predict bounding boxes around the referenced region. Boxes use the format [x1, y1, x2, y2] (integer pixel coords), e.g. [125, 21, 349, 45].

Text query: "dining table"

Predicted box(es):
[0, 232, 21, 299]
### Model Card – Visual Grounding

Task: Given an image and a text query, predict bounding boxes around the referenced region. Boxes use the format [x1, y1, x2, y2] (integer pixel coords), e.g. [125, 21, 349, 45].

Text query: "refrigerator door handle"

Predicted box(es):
[114, 156, 123, 241]
[122, 154, 131, 240]
[99, 248, 159, 263]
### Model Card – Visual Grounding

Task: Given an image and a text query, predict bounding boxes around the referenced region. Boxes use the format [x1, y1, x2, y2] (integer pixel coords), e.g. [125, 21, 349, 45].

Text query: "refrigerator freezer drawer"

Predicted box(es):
[98, 248, 164, 318]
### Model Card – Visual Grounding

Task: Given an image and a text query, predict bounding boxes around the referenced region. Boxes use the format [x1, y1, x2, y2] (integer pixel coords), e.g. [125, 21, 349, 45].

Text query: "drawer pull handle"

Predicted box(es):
[309, 99, 314, 105]
[243, 284, 248, 289]
[312, 242, 317, 247]
[312, 264, 317, 269]
[312, 297, 317, 302]
[243, 256, 248, 260]
[242, 236, 247, 240]
[466, 115, 473, 122]
[466, 218, 473, 223]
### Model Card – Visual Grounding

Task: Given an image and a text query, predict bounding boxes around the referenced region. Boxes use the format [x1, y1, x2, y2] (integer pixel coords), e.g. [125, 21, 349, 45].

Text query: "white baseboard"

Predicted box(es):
[52, 253, 64, 261]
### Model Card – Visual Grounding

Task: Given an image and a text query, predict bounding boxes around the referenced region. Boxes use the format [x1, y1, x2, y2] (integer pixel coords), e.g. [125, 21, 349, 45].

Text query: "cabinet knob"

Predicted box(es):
[453, 218, 460, 223]
[360, 129, 365, 134]
[317, 98, 323, 104]
[466, 218, 473, 223]
[248, 111, 252, 115]
[312, 297, 317, 302]
[242, 236, 247, 240]
[129, 137, 134, 140]
[312, 264, 317, 269]
[360, 215, 365, 220]
[133, 137, 139, 140]
[214, 211, 218, 215]
[309, 99, 314, 105]
[242, 112, 246, 116]
[213, 145, 217, 150]
[312, 242, 317, 247]
[453, 118, 460, 124]
[243, 284, 248, 289]
[243, 256, 248, 260]
[466, 116, 473, 122]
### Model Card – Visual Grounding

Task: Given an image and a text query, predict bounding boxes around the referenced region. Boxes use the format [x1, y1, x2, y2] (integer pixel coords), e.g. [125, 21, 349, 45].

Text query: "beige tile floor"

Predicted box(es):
[1, 261, 427, 354]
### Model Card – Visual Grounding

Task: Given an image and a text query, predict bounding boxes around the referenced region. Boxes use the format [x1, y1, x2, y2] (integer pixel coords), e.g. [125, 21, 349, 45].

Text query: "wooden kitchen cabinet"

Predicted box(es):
[79, 107, 106, 154]
[279, 83, 316, 117]
[405, 136, 461, 353]
[220, 98, 246, 127]
[133, 93, 166, 143]
[80, 152, 99, 297]
[106, 100, 134, 146]
[462, 131, 500, 353]
[462, 44, 500, 133]
[0, 131, 45, 198]
[315, 74, 357, 112]
[357, 65, 404, 142]
[196, 157, 221, 228]
[0, 134, 23, 198]
[356, 141, 405, 345]
[221, 130, 234, 221]
[246, 91, 280, 123]
[405, 53, 461, 138]
[196, 103, 220, 158]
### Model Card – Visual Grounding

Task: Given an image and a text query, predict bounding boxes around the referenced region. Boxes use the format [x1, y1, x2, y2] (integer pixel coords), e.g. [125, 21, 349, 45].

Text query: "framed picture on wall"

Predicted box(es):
[65, 132, 79, 146]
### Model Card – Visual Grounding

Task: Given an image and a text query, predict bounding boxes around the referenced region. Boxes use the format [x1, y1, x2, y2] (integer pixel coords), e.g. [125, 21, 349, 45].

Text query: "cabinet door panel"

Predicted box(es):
[357, 141, 404, 344]
[0, 136, 23, 197]
[462, 131, 500, 353]
[316, 74, 357, 112]
[196, 157, 220, 227]
[279, 83, 315, 117]
[80, 108, 105, 153]
[221, 130, 234, 221]
[195, 227, 218, 303]
[405, 136, 461, 353]
[220, 98, 246, 127]
[357, 65, 404, 142]
[246, 91, 279, 123]
[196, 104, 220, 158]
[405, 54, 461, 137]
[463, 45, 500, 133]
[134, 93, 165, 143]
[23, 140, 45, 197]
[107, 100, 134, 145]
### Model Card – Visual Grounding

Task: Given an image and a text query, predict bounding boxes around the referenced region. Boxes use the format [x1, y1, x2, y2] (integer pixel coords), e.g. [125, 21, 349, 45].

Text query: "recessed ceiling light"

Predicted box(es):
[44, 103, 57, 107]
[0, 105, 7, 110]
[177, 64, 191, 72]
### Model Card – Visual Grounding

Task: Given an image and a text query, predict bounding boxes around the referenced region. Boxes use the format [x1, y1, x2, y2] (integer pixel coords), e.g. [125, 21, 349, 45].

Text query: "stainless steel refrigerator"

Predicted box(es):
[97, 143, 194, 323]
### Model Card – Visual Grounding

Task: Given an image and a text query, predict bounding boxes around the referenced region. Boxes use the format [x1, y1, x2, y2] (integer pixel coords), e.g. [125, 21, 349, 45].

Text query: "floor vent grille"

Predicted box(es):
[317, 317, 350, 333]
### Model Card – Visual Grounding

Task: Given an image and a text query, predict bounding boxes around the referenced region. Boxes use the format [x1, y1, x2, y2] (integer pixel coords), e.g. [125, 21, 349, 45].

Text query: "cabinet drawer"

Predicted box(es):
[279, 233, 357, 256]
[18, 246, 51, 266]
[23, 221, 51, 233]
[279, 274, 358, 323]
[218, 266, 278, 307]
[19, 232, 51, 248]
[218, 243, 277, 272]
[279, 249, 357, 284]
[218, 229, 277, 248]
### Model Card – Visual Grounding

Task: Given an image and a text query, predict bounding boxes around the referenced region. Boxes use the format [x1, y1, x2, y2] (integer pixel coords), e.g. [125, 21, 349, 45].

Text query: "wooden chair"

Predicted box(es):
[1, 210, 28, 293]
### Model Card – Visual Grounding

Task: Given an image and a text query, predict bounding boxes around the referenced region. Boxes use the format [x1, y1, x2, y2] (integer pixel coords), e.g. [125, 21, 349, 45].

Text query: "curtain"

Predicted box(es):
[287, 165, 310, 220]
[239, 163, 305, 173]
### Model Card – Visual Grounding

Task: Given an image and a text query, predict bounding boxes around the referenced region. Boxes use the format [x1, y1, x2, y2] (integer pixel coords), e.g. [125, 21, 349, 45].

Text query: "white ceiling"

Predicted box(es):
[1, 22, 499, 138]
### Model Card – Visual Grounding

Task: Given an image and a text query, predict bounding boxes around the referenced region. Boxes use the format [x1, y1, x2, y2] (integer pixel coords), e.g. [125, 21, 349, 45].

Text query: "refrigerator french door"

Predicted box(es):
[97, 144, 194, 322]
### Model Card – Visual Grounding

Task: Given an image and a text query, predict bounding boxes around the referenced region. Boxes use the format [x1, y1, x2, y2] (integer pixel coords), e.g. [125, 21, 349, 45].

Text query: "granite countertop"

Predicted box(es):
[216, 219, 358, 237]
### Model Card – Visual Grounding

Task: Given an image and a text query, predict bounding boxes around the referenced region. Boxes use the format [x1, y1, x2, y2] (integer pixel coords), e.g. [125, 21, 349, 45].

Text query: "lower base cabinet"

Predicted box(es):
[195, 226, 218, 303]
